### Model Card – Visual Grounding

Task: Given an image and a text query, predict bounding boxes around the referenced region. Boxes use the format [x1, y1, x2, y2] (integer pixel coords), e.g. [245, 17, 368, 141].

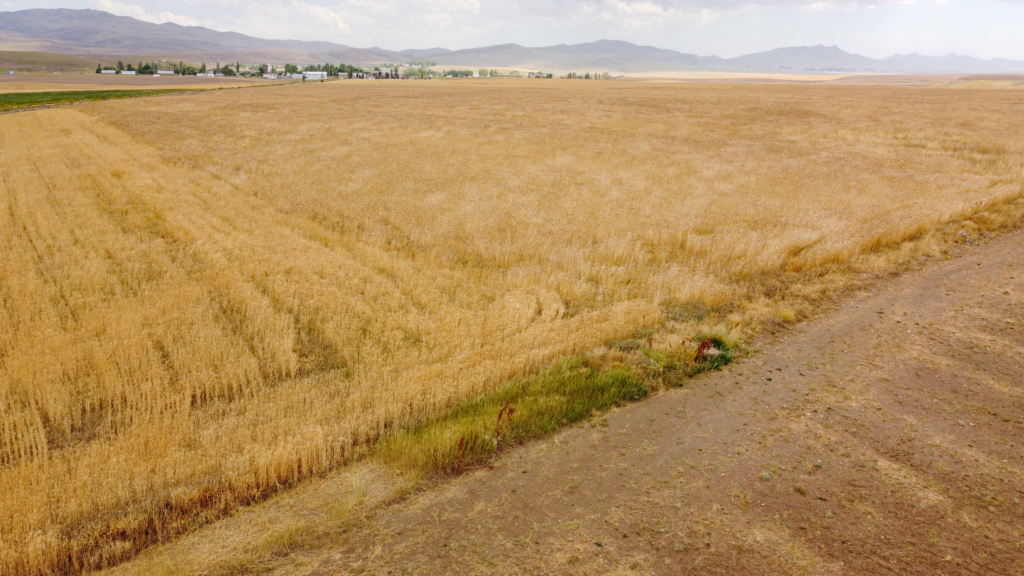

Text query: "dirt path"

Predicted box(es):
[312, 229, 1024, 575]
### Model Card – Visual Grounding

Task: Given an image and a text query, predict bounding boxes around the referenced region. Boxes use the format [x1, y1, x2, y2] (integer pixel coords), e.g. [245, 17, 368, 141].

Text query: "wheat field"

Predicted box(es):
[1, 79, 1023, 575]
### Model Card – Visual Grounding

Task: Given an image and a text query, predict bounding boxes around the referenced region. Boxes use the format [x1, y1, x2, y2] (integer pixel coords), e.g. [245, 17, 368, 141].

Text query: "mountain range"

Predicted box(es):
[2, 8, 1024, 74]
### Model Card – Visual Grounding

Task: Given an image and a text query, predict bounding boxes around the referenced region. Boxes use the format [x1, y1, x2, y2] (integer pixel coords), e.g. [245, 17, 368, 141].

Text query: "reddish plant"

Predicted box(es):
[495, 400, 516, 446]
[455, 402, 516, 475]
[455, 436, 466, 475]
[695, 338, 714, 363]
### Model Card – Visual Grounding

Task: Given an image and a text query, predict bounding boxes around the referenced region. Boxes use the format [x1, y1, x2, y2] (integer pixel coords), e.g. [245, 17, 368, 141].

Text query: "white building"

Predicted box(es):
[304, 71, 327, 80]
[122, 70, 137, 75]
[157, 70, 175, 76]
[263, 73, 278, 79]
[100, 69, 116, 74]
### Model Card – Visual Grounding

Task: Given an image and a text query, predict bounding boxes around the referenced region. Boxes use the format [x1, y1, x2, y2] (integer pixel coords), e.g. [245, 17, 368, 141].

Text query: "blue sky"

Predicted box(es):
[5, 0, 1024, 59]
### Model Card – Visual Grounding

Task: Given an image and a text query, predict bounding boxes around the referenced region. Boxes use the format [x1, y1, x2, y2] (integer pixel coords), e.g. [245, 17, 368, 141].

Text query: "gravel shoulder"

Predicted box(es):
[314, 229, 1024, 575]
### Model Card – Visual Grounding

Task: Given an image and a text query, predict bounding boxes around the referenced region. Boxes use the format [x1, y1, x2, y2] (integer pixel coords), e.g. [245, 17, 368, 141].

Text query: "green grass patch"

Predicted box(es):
[375, 356, 650, 475]
[374, 338, 734, 476]
[0, 90, 186, 112]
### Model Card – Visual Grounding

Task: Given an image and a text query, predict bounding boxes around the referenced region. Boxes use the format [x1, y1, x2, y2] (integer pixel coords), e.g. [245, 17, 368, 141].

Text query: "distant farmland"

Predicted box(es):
[0, 50, 98, 72]
[1, 79, 1022, 575]
[0, 89, 186, 112]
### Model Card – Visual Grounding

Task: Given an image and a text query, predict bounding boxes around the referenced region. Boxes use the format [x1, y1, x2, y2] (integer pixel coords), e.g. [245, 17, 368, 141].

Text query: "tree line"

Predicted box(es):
[93, 60, 584, 80]
[564, 72, 612, 79]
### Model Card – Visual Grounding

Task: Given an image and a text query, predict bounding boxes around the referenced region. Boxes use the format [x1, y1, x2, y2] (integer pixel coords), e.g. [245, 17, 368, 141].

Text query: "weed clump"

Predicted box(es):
[640, 336, 735, 384]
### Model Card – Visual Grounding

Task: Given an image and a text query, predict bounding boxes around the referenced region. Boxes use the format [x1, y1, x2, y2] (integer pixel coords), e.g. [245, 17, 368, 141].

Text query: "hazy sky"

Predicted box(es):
[5, 0, 1024, 59]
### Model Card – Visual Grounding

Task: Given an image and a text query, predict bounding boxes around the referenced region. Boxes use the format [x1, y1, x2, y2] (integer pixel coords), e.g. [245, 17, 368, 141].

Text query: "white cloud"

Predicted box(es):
[288, 0, 350, 30]
[89, 0, 200, 25]
[525, 0, 939, 15]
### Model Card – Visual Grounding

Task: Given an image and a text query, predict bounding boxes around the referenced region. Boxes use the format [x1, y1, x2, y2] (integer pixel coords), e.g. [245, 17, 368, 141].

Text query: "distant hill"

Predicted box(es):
[884, 53, 1024, 73]
[727, 45, 883, 71]
[402, 40, 724, 72]
[2, 8, 1024, 73]
[0, 8, 405, 64]
[401, 43, 1024, 73]
[721, 45, 1024, 73]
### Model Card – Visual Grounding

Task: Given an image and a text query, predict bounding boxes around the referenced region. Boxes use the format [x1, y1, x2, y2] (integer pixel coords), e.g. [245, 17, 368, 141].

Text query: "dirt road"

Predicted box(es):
[314, 229, 1024, 575]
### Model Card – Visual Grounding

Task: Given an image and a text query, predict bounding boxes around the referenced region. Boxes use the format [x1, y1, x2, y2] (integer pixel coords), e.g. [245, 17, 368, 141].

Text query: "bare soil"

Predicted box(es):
[314, 229, 1024, 575]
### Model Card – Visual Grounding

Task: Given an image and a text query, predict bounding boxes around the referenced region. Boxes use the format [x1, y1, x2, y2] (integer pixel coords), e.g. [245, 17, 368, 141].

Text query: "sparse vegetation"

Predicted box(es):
[1, 79, 1023, 575]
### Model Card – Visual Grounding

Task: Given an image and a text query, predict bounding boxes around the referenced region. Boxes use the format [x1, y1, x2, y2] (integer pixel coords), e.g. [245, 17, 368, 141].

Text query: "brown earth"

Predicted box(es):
[312, 229, 1024, 575]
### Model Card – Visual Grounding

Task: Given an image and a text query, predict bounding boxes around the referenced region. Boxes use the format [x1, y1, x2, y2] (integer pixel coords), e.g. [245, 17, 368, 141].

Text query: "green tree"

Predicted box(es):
[116, 61, 124, 73]
[199, 63, 207, 73]
[95, 63, 101, 74]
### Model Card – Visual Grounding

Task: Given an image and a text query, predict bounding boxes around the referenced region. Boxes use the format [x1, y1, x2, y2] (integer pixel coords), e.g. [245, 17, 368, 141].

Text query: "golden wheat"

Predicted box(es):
[1, 79, 1022, 575]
